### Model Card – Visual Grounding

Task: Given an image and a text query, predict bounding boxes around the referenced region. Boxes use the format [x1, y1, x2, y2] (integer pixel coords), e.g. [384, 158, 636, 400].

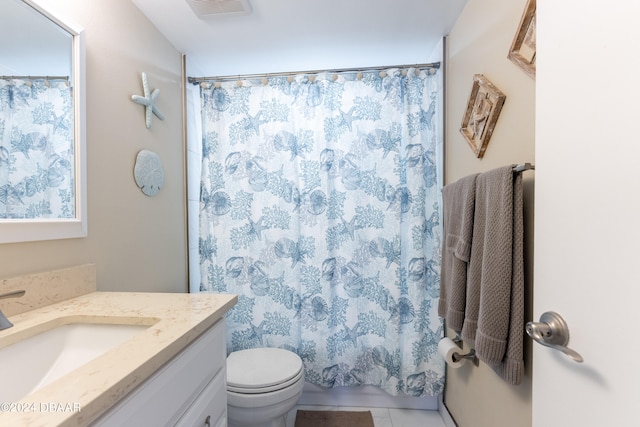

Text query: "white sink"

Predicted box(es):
[0, 322, 149, 402]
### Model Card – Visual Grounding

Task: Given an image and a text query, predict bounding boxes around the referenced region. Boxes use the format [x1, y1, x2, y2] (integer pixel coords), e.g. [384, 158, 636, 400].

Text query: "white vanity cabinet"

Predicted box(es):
[92, 318, 228, 427]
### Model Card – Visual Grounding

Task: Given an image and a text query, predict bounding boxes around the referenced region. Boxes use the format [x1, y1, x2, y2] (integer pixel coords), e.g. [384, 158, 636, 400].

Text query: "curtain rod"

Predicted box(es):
[188, 62, 440, 84]
[1, 75, 69, 81]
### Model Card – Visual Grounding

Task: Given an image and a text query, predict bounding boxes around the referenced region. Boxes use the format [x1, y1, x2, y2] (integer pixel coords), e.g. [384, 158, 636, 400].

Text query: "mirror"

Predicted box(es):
[0, 0, 86, 243]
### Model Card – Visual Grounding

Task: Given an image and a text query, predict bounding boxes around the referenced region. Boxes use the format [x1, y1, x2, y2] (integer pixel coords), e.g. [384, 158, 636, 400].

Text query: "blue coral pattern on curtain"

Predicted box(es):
[198, 67, 444, 397]
[0, 79, 75, 218]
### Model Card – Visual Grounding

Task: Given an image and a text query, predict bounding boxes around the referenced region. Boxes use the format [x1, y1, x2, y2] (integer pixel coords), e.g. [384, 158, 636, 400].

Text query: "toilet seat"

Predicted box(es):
[227, 348, 303, 394]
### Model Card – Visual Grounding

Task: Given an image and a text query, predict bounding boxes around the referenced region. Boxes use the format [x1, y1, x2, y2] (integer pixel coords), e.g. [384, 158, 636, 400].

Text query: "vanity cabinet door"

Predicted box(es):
[92, 319, 226, 427]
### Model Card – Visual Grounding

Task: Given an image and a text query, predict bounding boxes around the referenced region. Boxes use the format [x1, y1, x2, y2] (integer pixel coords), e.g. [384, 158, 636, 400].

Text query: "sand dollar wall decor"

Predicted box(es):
[134, 149, 164, 196]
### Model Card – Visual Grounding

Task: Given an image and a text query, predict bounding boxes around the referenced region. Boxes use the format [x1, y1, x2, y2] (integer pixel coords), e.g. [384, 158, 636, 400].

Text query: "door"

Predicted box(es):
[534, 1, 640, 426]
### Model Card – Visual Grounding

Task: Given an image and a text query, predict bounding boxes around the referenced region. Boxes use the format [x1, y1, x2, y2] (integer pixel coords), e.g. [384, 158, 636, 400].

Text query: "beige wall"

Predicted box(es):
[444, 0, 535, 426]
[0, 0, 186, 293]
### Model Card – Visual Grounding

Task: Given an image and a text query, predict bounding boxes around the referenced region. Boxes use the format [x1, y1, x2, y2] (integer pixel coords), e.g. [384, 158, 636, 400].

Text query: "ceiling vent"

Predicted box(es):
[186, 0, 252, 17]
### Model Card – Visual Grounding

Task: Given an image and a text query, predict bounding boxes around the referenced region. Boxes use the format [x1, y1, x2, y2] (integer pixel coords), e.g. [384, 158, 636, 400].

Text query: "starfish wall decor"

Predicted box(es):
[131, 72, 165, 129]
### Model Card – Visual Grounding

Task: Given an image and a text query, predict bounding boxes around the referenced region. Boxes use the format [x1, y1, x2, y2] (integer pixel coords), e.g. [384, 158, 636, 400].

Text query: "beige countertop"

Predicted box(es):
[0, 291, 237, 427]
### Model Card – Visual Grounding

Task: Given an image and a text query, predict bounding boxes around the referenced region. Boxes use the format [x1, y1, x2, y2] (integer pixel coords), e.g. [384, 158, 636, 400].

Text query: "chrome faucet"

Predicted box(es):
[0, 290, 26, 330]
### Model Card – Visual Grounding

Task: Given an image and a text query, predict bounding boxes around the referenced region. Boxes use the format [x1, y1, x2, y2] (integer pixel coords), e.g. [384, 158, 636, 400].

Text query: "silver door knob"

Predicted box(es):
[526, 311, 583, 363]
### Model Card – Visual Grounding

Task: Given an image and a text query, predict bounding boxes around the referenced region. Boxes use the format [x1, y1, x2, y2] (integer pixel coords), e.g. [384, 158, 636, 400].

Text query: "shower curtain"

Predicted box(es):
[196, 67, 444, 397]
[0, 79, 74, 219]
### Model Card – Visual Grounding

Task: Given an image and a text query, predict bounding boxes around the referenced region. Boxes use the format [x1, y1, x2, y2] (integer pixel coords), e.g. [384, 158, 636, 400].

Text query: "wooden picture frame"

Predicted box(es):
[508, 0, 536, 79]
[460, 74, 506, 158]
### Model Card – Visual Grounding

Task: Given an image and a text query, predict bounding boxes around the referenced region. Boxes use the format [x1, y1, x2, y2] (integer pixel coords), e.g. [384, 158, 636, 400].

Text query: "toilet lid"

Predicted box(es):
[227, 348, 303, 392]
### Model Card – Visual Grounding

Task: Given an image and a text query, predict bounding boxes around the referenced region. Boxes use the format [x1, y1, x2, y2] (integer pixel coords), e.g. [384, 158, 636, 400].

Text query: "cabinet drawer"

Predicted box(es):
[92, 319, 226, 426]
[175, 368, 226, 427]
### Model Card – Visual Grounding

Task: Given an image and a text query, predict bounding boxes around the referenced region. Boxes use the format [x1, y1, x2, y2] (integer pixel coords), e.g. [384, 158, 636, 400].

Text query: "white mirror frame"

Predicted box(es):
[0, 0, 86, 244]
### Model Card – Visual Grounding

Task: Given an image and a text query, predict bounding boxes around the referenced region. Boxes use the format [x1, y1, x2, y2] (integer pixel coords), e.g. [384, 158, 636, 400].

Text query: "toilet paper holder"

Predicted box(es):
[453, 348, 479, 366]
[452, 335, 479, 366]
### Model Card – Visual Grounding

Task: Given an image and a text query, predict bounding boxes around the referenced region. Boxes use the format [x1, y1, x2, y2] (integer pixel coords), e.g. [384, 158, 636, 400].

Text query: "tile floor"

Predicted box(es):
[286, 405, 447, 427]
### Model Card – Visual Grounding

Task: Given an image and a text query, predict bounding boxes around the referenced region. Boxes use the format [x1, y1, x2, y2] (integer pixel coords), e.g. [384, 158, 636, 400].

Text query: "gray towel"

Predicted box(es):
[462, 165, 524, 385]
[438, 173, 479, 332]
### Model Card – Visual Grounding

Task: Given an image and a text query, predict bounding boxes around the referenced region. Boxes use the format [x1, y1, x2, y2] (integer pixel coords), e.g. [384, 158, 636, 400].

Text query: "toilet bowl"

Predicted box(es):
[226, 347, 304, 427]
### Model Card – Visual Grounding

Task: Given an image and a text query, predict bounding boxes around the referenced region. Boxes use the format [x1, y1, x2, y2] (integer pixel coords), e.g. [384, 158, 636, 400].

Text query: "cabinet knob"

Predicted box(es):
[204, 415, 211, 427]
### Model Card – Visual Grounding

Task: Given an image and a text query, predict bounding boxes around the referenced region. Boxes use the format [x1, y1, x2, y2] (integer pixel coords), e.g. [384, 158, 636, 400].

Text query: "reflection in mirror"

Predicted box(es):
[0, 0, 86, 243]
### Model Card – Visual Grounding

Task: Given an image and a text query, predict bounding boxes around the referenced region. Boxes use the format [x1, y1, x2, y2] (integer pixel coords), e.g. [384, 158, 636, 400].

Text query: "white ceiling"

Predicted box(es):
[131, 0, 467, 77]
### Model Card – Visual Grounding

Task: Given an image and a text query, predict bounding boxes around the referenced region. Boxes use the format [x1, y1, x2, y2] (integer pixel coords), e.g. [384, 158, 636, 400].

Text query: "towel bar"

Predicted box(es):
[513, 163, 535, 172]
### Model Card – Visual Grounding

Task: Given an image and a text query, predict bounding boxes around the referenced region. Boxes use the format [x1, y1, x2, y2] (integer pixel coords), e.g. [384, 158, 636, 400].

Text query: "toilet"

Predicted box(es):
[226, 347, 304, 427]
